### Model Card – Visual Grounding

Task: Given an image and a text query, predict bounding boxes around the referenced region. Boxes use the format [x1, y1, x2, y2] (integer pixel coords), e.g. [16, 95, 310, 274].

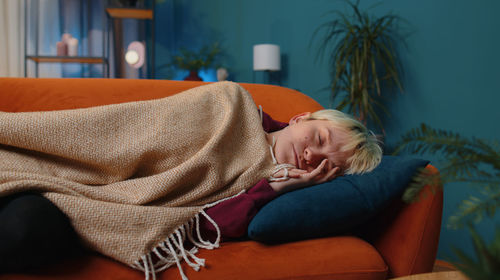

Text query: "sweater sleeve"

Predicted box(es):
[199, 179, 278, 242]
[198, 110, 287, 242]
[261, 110, 288, 132]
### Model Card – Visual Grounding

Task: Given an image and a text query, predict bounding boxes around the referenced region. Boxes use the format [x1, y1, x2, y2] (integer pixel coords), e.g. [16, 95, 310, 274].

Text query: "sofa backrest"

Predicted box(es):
[0, 78, 323, 123]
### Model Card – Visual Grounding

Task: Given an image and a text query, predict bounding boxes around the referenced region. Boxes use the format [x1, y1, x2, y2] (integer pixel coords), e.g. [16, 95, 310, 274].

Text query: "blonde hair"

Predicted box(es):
[306, 109, 382, 175]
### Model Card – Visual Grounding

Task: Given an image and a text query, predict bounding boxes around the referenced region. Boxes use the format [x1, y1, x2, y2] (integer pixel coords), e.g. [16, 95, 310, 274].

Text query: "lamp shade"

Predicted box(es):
[253, 44, 280, 71]
[125, 41, 145, 69]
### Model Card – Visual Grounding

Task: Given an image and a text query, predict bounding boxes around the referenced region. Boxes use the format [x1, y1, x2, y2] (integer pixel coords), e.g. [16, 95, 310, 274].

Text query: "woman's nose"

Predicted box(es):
[304, 147, 322, 167]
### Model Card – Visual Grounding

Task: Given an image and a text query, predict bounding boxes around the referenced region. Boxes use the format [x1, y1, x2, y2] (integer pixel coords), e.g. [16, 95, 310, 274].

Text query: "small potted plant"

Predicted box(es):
[172, 43, 221, 81]
[110, 0, 142, 8]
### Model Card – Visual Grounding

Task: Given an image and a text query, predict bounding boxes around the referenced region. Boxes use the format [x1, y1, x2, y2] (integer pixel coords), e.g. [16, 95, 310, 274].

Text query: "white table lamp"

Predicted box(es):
[253, 44, 281, 71]
[253, 44, 281, 84]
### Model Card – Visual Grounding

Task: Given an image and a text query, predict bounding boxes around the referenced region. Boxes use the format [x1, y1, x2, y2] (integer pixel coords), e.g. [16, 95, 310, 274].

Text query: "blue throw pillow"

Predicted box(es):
[247, 156, 429, 243]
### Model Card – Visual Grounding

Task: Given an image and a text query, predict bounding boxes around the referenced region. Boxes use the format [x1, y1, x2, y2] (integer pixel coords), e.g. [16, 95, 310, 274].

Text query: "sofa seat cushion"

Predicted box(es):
[0, 236, 387, 280]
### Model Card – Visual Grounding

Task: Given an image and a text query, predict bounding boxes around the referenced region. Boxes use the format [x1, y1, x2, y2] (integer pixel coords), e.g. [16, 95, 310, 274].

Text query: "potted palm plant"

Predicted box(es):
[394, 124, 500, 279]
[311, 0, 405, 130]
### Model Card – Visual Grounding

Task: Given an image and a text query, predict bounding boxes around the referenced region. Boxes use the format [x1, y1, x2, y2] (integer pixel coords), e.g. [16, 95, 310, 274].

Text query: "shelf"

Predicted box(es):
[26, 56, 106, 64]
[106, 8, 153, 19]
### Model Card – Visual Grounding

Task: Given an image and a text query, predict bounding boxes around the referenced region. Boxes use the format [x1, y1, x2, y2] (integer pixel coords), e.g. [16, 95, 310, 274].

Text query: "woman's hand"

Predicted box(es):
[269, 159, 340, 194]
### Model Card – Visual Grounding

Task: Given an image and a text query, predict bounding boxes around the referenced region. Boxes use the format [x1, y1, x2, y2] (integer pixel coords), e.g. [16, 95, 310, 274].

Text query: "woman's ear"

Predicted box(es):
[289, 112, 312, 125]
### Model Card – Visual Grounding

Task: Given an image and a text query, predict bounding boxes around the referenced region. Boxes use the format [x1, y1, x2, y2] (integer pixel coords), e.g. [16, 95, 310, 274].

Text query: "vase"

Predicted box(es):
[184, 70, 203, 81]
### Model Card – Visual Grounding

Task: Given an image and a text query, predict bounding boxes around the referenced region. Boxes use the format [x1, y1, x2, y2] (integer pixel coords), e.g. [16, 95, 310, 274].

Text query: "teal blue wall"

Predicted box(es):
[155, 0, 500, 262]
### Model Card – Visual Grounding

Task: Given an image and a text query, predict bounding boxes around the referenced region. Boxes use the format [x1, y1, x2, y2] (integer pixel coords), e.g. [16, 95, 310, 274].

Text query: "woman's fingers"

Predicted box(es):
[269, 162, 341, 193]
[273, 168, 307, 179]
[309, 159, 328, 177]
[288, 169, 308, 178]
[276, 160, 339, 183]
[322, 166, 340, 182]
[303, 160, 341, 183]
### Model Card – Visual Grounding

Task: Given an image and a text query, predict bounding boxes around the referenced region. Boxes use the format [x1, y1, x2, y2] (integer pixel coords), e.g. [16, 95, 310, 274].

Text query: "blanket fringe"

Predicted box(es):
[133, 191, 245, 280]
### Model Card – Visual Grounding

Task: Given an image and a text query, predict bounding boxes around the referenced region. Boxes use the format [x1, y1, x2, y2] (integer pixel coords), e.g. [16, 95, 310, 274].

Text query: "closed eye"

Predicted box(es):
[318, 133, 322, 145]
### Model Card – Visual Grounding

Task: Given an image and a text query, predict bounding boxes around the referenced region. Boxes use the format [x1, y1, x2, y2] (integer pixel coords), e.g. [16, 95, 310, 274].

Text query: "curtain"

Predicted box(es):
[0, 0, 25, 77]
[34, 0, 62, 77]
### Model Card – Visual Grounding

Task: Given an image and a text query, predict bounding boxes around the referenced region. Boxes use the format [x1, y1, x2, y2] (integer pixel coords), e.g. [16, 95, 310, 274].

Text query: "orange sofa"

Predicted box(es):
[0, 78, 443, 280]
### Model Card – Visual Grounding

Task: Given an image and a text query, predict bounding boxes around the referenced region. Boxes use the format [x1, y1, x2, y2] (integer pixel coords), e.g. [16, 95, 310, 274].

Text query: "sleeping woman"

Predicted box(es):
[0, 82, 382, 279]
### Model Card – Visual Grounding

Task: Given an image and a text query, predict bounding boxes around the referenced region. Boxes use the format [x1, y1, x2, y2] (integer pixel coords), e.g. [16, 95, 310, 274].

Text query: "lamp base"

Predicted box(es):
[253, 70, 280, 85]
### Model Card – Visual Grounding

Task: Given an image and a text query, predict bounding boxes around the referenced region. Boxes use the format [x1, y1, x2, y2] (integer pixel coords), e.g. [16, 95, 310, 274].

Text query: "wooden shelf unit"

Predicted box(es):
[106, 8, 153, 20]
[26, 56, 106, 64]
[24, 1, 155, 78]
[105, 3, 155, 78]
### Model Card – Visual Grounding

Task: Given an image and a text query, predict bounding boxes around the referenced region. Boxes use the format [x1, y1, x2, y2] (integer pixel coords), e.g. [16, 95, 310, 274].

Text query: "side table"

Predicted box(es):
[390, 271, 469, 280]
[390, 260, 469, 280]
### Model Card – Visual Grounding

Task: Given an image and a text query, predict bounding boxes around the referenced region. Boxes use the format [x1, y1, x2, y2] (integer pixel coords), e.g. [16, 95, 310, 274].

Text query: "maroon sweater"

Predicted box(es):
[200, 112, 288, 242]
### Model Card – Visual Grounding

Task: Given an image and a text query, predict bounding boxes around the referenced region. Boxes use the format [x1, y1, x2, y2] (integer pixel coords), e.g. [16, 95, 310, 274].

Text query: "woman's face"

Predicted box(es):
[272, 113, 353, 174]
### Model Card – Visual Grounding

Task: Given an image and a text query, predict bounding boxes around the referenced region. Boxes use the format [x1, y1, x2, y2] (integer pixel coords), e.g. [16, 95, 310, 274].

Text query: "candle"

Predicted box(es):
[62, 33, 72, 43]
[56, 41, 67, 56]
[67, 38, 78, 56]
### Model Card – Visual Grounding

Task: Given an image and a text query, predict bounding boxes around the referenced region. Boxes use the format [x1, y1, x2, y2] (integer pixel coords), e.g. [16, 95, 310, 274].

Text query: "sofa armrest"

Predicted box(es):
[359, 165, 443, 278]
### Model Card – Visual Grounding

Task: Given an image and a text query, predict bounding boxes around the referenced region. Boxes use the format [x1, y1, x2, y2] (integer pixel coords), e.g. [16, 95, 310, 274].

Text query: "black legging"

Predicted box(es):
[0, 193, 83, 273]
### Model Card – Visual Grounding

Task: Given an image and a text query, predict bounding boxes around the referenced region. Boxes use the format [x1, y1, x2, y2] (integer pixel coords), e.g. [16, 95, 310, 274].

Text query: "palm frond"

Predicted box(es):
[394, 123, 500, 228]
[452, 225, 500, 280]
[448, 186, 500, 229]
[402, 167, 442, 203]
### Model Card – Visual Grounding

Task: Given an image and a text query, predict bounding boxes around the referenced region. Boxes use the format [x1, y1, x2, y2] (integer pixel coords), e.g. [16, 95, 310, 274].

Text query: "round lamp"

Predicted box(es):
[125, 41, 145, 69]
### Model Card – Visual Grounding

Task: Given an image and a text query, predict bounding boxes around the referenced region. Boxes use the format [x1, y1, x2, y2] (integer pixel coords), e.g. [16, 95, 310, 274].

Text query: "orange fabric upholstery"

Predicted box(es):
[0, 78, 322, 122]
[365, 166, 443, 277]
[0, 78, 442, 280]
[0, 238, 387, 280]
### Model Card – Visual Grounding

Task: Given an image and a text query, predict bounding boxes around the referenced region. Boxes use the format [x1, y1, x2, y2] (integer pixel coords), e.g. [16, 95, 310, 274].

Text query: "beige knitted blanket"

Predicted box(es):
[0, 81, 275, 279]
